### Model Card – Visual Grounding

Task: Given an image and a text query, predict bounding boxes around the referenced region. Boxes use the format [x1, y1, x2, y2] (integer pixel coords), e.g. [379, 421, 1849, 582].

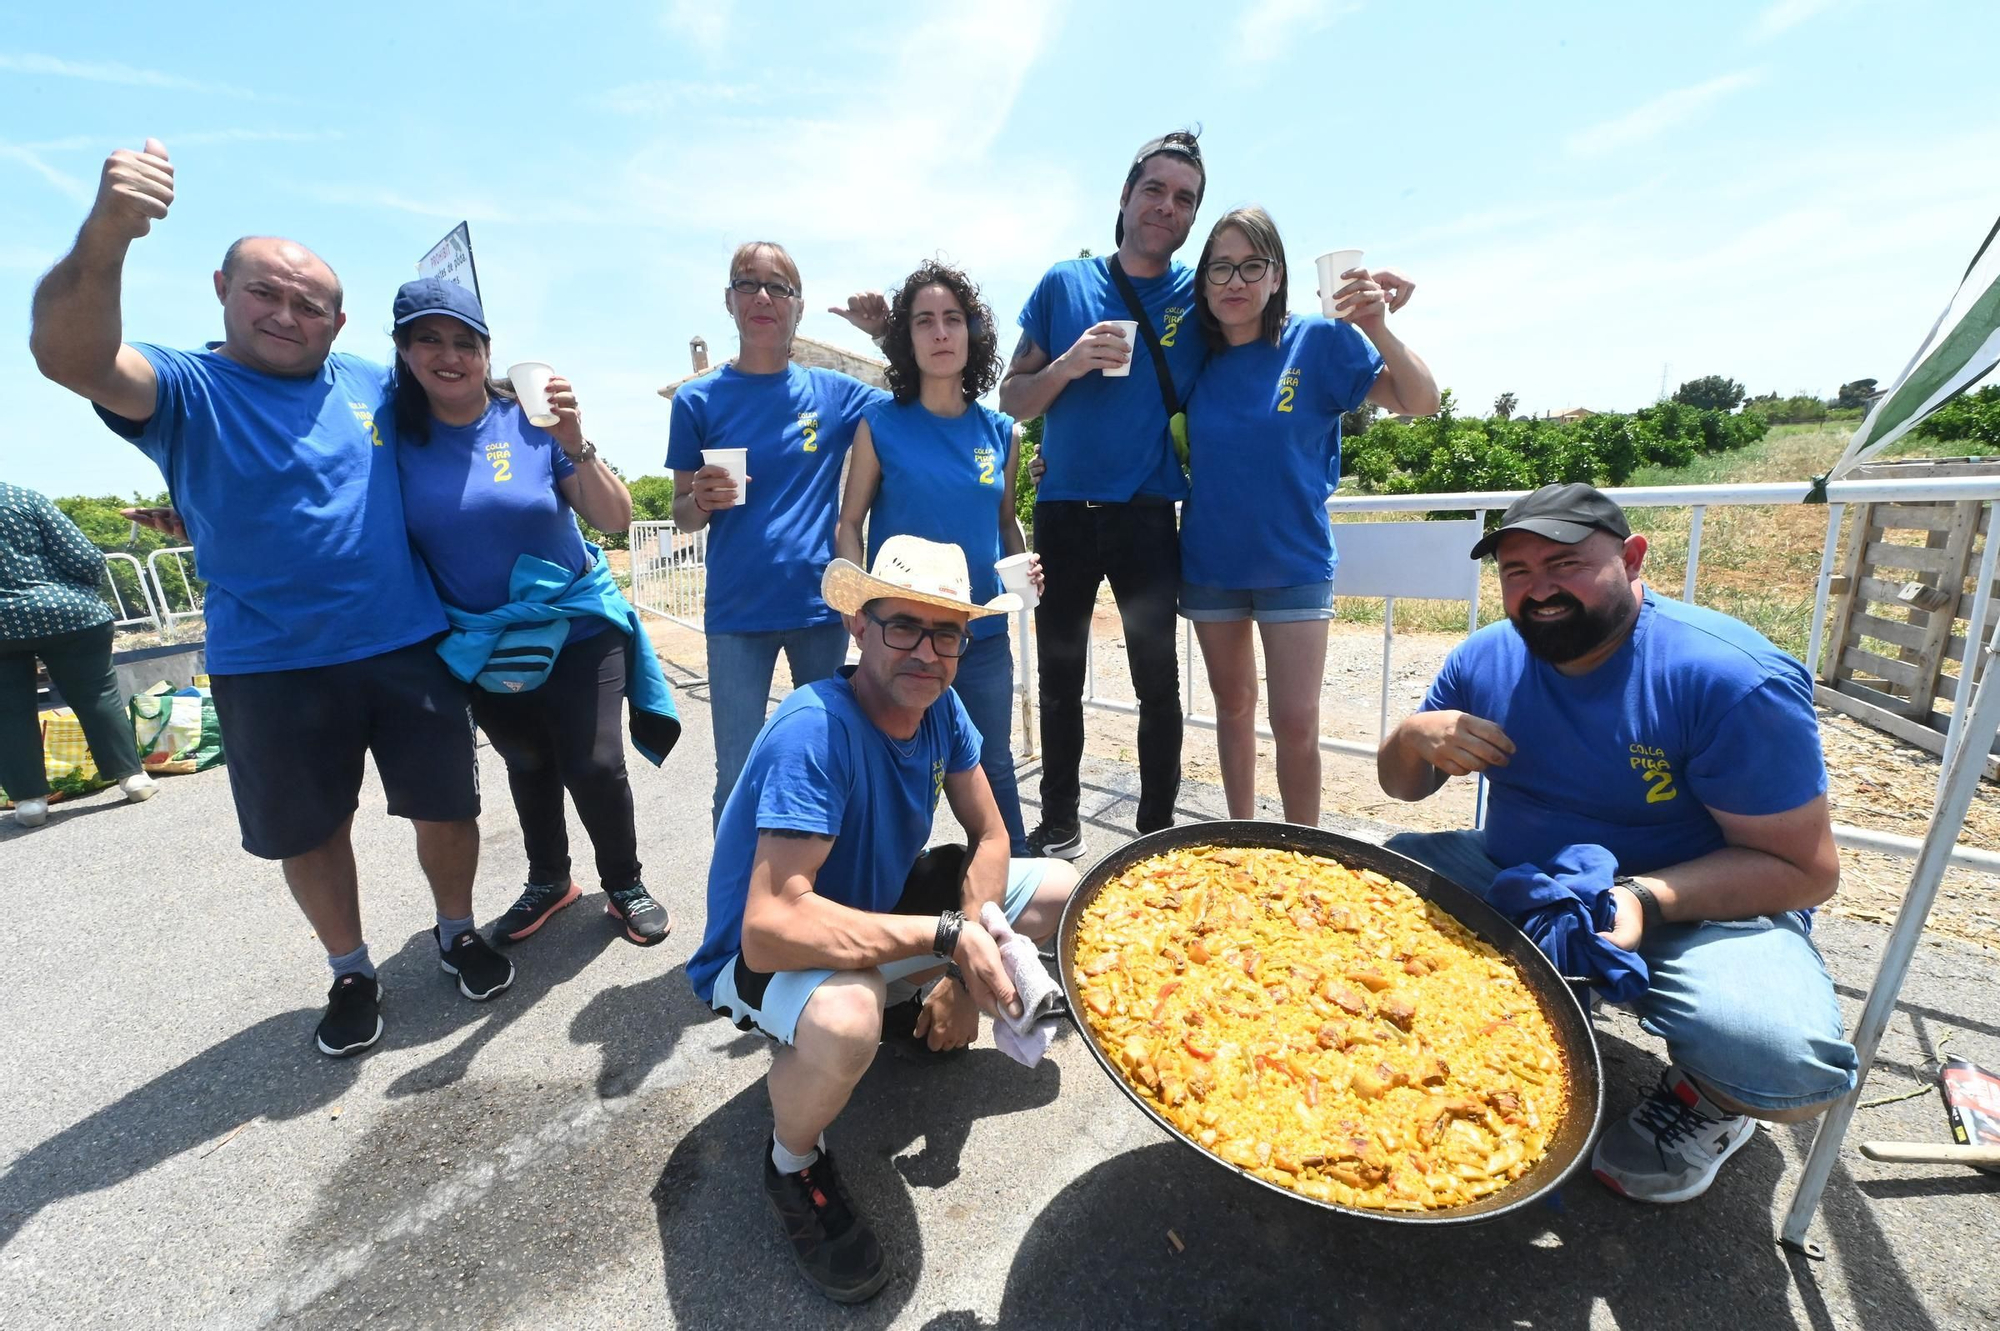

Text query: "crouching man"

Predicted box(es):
[1378, 484, 1858, 1204]
[686, 535, 1080, 1302]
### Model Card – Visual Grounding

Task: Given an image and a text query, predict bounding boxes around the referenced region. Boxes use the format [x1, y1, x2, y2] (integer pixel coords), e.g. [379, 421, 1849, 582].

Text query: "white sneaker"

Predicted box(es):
[119, 772, 157, 803]
[13, 798, 48, 828]
[1592, 1066, 1757, 1203]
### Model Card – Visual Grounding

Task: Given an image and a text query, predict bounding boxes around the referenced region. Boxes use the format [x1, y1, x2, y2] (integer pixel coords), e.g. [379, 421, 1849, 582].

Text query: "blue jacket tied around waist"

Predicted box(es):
[1486, 843, 1651, 1004]
[436, 545, 681, 765]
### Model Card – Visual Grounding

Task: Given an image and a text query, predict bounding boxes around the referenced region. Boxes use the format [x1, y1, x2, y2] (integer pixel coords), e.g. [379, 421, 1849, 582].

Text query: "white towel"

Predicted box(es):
[981, 902, 1063, 1067]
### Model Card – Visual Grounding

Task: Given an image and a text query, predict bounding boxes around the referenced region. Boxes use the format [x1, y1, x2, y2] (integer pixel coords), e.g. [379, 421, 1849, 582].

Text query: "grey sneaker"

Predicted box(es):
[1593, 1066, 1756, 1203]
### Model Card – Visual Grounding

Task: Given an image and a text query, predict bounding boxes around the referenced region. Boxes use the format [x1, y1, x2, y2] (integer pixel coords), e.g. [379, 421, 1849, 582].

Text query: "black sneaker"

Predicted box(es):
[436, 927, 516, 1001]
[1025, 822, 1086, 861]
[489, 879, 581, 944]
[316, 973, 383, 1057]
[605, 883, 672, 947]
[879, 993, 965, 1063]
[762, 1143, 889, 1304]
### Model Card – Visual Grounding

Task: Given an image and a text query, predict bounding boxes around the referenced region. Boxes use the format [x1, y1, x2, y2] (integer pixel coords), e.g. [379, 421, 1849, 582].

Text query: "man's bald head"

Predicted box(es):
[220, 236, 344, 312]
[212, 235, 348, 378]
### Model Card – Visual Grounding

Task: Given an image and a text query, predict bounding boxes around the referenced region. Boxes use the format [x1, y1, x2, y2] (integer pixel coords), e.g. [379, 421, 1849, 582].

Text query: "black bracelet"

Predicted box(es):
[944, 961, 968, 991]
[1615, 876, 1664, 933]
[933, 909, 965, 959]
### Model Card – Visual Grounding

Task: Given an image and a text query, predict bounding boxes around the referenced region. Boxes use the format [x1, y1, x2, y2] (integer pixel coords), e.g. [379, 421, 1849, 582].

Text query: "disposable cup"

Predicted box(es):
[1103, 320, 1139, 377]
[1315, 250, 1366, 319]
[508, 361, 560, 427]
[995, 553, 1039, 610]
[701, 447, 749, 507]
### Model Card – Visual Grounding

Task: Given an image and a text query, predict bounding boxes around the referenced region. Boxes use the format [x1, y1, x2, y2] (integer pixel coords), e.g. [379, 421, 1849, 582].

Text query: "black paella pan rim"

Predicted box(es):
[1056, 821, 1606, 1226]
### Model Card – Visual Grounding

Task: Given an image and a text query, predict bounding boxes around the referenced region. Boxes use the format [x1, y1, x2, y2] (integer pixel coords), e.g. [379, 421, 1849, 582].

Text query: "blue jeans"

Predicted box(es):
[951, 630, 1030, 855]
[706, 621, 851, 827]
[1385, 829, 1859, 1112]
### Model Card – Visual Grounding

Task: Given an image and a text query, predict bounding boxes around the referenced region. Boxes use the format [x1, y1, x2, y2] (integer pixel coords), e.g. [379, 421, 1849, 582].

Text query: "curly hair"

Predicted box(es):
[881, 260, 999, 405]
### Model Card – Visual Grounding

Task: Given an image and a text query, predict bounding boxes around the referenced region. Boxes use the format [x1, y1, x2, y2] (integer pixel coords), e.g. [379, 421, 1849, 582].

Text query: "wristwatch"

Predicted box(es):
[1614, 875, 1664, 933]
[569, 437, 598, 463]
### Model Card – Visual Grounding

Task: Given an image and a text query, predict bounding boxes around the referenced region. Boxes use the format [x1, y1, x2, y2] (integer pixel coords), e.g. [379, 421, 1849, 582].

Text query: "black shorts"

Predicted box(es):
[209, 638, 480, 860]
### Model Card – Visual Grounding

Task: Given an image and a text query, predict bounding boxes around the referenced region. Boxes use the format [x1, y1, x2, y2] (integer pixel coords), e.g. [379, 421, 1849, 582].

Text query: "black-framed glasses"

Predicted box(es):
[730, 277, 800, 300]
[865, 610, 968, 658]
[1204, 257, 1273, 286]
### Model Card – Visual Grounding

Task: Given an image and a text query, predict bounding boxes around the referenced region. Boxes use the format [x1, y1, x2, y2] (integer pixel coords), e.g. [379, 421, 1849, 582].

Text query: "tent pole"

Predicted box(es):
[1780, 595, 2000, 1253]
[1805, 504, 1845, 677]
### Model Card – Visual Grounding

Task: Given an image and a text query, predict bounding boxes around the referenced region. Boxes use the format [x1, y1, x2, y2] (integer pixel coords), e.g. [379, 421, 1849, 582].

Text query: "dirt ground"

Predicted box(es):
[643, 591, 2000, 953]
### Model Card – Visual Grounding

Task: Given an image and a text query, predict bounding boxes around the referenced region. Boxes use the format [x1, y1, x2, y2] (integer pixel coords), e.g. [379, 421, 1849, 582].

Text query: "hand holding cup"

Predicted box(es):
[1062, 321, 1135, 380]
[544, 375, 587, 454]
[697, 447, 749, 510]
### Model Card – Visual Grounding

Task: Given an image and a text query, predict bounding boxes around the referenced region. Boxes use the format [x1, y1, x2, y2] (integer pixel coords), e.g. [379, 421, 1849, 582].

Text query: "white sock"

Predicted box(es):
[771, 1132, 822, 1175]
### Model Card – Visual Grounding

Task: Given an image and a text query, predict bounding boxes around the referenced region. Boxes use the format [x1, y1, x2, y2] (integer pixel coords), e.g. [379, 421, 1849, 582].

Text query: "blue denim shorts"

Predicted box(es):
[1179, 580, 1336, 624]
[708, 856, 1050, 1046]
[1383, 828, 1859, 1112]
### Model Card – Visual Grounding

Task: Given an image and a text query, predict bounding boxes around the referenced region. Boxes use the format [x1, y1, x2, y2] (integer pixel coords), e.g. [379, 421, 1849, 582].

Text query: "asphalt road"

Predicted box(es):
[3, 674, 1996, 1329]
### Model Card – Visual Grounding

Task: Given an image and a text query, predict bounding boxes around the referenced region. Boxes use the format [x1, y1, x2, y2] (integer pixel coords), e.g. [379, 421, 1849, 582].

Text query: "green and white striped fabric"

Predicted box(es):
[1831, 215, 2000, 478]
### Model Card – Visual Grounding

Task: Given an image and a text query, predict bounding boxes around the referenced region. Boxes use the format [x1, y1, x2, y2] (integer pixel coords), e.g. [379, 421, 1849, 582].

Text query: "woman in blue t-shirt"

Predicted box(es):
[1180, 207, 1439, 825]
[387, 278, 672, 952]
[665, 241, 890, 826]
[833, 261, 1042, 854]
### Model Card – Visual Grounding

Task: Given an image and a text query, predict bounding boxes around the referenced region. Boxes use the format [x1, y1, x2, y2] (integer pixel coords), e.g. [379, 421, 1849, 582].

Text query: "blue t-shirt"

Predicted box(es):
[1180, 315, 1382, 589]
[1422, 591, 1828, 875]
[95, 344, 444, 674]
[863, 399, 1015, 642]
[1018, 257, 1204, 503]
[688, 668, 982, 1002]
[398, 398, 596, 641]
[666, 363, 884, 633]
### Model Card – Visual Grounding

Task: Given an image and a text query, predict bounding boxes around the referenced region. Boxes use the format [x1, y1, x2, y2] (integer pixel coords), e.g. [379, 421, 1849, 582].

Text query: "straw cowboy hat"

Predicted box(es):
[822, 535, 1021, 619]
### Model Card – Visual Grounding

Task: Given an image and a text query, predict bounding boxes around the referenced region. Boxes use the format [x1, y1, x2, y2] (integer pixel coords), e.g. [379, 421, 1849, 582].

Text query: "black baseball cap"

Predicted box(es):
[392, 277, 489, 338]
[1468, 483, 1632, 560]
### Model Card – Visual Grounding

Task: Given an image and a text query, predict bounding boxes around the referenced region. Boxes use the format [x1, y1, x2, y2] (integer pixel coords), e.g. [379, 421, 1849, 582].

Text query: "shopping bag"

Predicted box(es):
[130, 681, 225, 775]
[0, 709, 110, 807]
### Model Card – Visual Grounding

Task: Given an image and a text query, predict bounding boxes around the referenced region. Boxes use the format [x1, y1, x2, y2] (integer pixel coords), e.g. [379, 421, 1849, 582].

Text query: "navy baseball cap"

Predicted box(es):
[392, 277, 488, 337]
[1468, 483, 1632, 559]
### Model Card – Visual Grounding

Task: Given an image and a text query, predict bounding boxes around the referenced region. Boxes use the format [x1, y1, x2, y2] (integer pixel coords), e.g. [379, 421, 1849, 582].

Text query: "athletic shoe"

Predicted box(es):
[1592, 1066, 1758, 1203]
[118, 772, 157, 803]
[762, 1143, 889, 1304]
[605, 883, 672, 947]
[12, 798, 47, 828]
[489, 879, 581, 944]
[879, 993, 966, 1063]
[316, 973, 384, 1057]
[436, 927, 516, 1001]
[1025, 822, 1086, 861]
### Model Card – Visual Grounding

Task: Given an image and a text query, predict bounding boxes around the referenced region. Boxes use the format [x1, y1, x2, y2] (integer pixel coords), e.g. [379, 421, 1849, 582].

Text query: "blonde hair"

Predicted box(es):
[729, 240, 802, 292]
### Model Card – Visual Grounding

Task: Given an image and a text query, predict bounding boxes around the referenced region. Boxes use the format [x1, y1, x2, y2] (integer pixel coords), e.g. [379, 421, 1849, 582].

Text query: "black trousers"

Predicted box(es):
[0, 621, 142, 801]
[470, 627, 642, 891]
[1031, 500, 1182, 832]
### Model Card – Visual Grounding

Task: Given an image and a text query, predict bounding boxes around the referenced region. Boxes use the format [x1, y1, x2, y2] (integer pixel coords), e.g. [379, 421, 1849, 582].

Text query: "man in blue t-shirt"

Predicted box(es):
[999, 129, 1209, 859]
[1376, 484, 1858, 1207]
[29, 138, 511, 1061]
[688, 535, 1079, 1304]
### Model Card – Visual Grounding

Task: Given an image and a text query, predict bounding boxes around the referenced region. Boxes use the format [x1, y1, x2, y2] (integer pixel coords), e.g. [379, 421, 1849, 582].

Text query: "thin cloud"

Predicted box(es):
[1566, 70, 1762, 158]
[1750, 0, 1840, 42]
[1230, 0, 1361, 65]
[0, 52, 257, 99]
[662, 0, 735, 59]
[0, 143, 89, 202]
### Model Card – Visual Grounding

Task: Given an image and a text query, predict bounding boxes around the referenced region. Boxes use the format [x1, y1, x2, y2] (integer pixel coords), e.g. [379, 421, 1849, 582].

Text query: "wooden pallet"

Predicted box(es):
[1818, 457, 2000, 776]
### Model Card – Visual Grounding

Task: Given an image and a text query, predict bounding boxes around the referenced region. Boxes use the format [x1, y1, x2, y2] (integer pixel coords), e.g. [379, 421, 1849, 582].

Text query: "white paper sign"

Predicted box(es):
[418, 222, 480, 301]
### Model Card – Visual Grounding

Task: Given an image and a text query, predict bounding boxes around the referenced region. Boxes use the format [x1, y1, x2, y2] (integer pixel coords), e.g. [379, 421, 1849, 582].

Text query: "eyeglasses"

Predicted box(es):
[730, 277, 800, 300]
[865, 610, 968, 658]
[1204, 257, 1273, 286]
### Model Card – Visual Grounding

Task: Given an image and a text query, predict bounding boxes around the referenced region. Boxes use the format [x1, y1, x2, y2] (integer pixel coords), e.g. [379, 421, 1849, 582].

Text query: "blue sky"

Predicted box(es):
[4, 0, 1995, 499]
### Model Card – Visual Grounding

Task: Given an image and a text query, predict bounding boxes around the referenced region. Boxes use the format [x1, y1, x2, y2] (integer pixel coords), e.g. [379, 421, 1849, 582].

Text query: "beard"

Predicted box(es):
[1510, 590, 1637, 665]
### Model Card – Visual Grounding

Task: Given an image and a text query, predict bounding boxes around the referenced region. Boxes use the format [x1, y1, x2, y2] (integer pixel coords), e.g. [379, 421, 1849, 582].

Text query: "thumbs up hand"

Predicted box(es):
[88, 138, 175, 242]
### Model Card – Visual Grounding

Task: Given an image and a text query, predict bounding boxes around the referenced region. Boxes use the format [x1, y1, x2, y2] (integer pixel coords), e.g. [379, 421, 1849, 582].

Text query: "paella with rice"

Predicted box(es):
[1073, 844, 1570, 1211]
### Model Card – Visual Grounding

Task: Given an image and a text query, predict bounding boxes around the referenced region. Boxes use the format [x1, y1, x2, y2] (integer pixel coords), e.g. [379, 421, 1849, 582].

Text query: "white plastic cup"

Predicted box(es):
[701, 447, 749, 507]
[508, 361, 560, 427]
[1102, 320, 1139, 377]
[995, 553, 1039, 611]
[1315, 250, 1366, 319]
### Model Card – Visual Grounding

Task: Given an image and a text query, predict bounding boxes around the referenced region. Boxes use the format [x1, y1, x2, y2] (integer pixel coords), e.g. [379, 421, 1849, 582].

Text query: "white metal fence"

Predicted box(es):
[628, 477, 2000, 873]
